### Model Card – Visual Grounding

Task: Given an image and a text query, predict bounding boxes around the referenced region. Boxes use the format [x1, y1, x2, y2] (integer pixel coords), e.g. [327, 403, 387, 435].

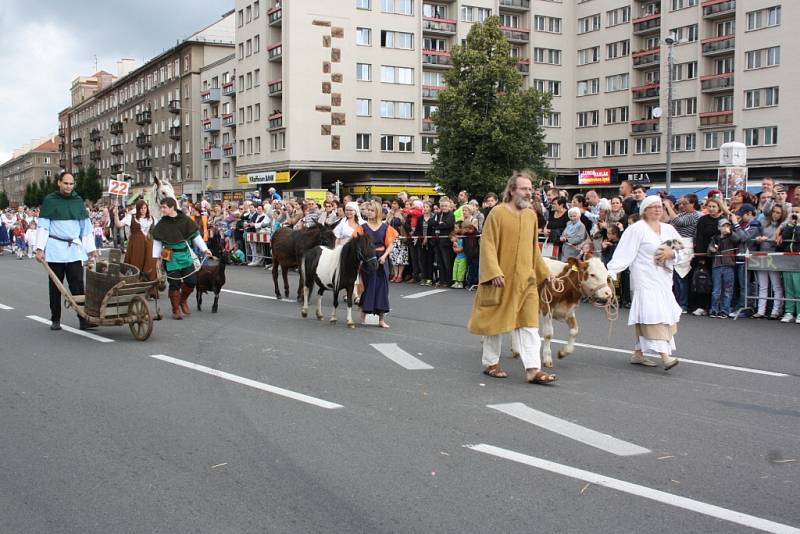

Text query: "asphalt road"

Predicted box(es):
[1, 252, 798, 534]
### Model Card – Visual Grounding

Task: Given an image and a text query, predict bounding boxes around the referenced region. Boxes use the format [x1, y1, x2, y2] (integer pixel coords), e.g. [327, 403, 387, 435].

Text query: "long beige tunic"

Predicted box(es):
[467, 204, 551, 336]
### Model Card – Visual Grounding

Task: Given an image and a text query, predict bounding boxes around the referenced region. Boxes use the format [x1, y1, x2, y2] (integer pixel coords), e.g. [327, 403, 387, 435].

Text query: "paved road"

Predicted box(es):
[1, 253, 798, 533]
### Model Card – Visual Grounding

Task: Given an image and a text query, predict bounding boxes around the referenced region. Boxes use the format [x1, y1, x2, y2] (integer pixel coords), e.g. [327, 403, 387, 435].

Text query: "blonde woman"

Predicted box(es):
[354, 200, 398, 328]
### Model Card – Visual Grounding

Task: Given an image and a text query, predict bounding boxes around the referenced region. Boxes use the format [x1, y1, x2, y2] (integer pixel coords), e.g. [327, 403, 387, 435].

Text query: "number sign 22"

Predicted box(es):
[108, 179, 129, 196]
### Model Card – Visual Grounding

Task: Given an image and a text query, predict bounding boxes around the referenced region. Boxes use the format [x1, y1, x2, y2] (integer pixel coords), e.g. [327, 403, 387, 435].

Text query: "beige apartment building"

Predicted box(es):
[0, 138, 60, 205]
[57, 12, 235, 200]
[231, 0, 797, 197]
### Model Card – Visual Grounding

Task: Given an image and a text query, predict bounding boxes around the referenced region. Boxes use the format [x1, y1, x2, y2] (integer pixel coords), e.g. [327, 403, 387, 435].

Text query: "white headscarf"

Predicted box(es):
[344, 201, 364, 224]
[639, 195, 663, 215]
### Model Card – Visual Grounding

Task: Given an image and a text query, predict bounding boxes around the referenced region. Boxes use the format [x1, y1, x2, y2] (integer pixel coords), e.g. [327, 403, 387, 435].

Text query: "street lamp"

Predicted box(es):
[663, 35, 677, 195]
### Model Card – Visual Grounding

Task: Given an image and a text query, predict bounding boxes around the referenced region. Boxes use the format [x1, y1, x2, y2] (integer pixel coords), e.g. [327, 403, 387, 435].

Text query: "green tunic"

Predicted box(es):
[162, 231, 200, 271]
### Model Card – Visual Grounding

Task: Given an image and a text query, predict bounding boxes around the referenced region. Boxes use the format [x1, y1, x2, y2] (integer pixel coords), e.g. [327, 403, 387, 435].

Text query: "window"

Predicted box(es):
[577, 78, 599, 97]
[254, 69, 260, 87]
[712, 95, 733, 112]
[398, 135, 413, 152]
[635, 137, 660, 154]
[421, 136, 436, 153]
[671, 97, 697, 116]
[254, 103, 261, 120]
[716, 20, 735, 37]
[380, 100, 414, 119]
[546, 143, 560, 159]
[606, 6, 630, 27]
[671, 0, 697, 10]
[577, 110, 599, 128]
[714, 57, 734, 75]
[500, 14, 520, 28]
[356, 133, 371, 150]
[356, 0, 371, 9]
[253, 1, 260, 18]
[745, 127, 778, 147]
[254, 136, 261, 154]
[381, 0, 413, 15]
[672, 133, 696, 152]
[534, 79, 561, 96]
[424, 3, 447, 18]
[461, 6, 492, 22]
[670, 24, 698, 43]
[238, 43, 244, 60]
[542, 112, 561, 127]
[254, 35, 260, 53]
[672, 61, 697, 81]
[246, 72, 252, 89]
[424, 37, 447, 51]
[271, 131, 286, 151]
[534, 15, 562, 33]
[356, 98, 371, 116]
[606, 40, 630, 60]
[703, 130, 735, 150]
[246, 39, 252, 56]
[357, 27, 372, 46]
[605, 73, 629, 92]
[380, 134, 414, 152]
[747, 6, 781, 31]
[380, 65, 414, 84]
[577, 14, 601, 34]
[746, 47, 780, 69]
[356, 63, 372, 81]
[381, 30, 414, 49]
[576, 142, 598, 159]
[605, 139, 628, 156]
[237, 9, 243, 27]
[765, 86, 780, 106]
[533, 48, 561, 65]
[577, 47, 600, 66]
[605, 106, 629, 124]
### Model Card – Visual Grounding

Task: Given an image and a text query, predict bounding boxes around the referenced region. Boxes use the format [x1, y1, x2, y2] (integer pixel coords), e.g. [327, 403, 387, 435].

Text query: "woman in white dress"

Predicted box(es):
[606, 196, 688, 370]
[334, 202, 366, 302]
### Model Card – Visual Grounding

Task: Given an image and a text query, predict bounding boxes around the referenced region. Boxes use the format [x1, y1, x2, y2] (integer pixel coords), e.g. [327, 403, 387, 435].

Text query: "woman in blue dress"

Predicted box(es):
[0, 209, 14, 255]
[355, 199, 398, 328]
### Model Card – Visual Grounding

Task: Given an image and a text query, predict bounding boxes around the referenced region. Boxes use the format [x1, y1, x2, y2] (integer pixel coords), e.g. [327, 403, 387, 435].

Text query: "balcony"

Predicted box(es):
[632, 48, 660, 69]
[631, 118, 660, 135]
[111, 143, 124, 155]
[632, 14, 661, 36]
[699, 110, 734, 127]
[59, 158, 67, 168]
[632, 83, 660, 102]
[700, 72, 734, 93]
[110, 121, 123, 135]
[135, 110, 152, 125]
[702, 35, 735, 56]
[702, 0, 735, 19]
[423, 17, 457, 36]
[58, 143, 64, 152]
[223, 113, 236, 128]
[135, 134, 152, 148]
[499, 0, 530, 11]
[73, 155, 84, 166]
[169, 126, 182, 140]
[422, 119, 438, 133]
[501, 27, 530, 44]
[422, 50, 452, 68]
[136, 158, 152, 171]
[517, 58, 530, 75]
[202, 147, 221, 161]
[423, 85, 446, 100]
[170, 153, 181, 166]
[268, 79, 283, 96]
[89, 149, 101, 161]
[168, 100, 181, 113]
[202, 117, 221, 132]
[201, 88, 221, 103]
[222, 143, 237, 158]
[110, 163, 123, 174]
[58, 127, 65, 138]
[222, 80, 236, 96]
[71, 138, 83, 149]
[268, 43, 283, 62]
[89, 129, 101, 142]
[269, 113, 284, 130]
[268, 5, 282, 26]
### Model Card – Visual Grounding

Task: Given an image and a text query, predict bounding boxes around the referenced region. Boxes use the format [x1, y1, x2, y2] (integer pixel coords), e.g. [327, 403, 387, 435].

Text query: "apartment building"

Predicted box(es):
[57, 12, 235, 200]
[231, 0, 797, 197]
[0, 138, 60, 205]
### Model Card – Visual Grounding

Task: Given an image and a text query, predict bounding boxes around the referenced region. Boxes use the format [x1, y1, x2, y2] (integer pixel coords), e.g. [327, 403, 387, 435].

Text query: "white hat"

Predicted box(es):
[639, 195, 663, 215]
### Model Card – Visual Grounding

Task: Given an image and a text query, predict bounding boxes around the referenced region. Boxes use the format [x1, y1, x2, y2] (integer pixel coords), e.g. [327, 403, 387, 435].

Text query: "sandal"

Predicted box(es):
[527, 370, 558, 385]
[483, 364, 508, 378]
[630, 355, 657, 367]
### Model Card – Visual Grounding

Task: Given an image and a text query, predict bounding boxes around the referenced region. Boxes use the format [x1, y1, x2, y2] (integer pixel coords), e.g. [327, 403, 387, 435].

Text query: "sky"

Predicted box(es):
[0, 0, 233, 164]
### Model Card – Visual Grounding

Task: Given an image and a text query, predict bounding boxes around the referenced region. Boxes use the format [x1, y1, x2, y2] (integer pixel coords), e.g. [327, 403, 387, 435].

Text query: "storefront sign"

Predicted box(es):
[304, 189, 327, 206]
[579, 168, 612, 185]
[222, 191, 245, 202]
[627, 173, 651, 184]
[246, 171, 291, 184]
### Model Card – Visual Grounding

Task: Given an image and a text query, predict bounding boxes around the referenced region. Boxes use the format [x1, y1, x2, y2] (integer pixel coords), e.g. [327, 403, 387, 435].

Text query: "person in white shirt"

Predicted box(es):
[114, 199, 156, 284]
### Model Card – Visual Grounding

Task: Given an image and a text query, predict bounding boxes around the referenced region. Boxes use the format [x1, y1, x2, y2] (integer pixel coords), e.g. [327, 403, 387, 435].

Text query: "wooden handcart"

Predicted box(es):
[40, 250, 161, 341]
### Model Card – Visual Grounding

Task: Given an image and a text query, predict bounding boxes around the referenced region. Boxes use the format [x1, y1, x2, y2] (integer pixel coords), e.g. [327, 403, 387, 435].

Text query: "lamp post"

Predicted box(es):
[664, 35, 676, 195]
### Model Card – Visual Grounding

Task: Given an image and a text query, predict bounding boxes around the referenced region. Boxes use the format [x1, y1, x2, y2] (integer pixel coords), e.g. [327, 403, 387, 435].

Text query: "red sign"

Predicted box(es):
[579, 168, 612, 185]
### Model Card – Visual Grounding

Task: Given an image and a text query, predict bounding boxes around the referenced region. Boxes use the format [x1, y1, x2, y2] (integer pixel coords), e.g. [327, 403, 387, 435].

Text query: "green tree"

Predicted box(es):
[83, 165, 103, 202]
[24, 184, 32, 207]
[0, 190, 9, 210]
[427, 16, 552, 198]
[74, 168, 86, 199]
[30, 181, 42, 207]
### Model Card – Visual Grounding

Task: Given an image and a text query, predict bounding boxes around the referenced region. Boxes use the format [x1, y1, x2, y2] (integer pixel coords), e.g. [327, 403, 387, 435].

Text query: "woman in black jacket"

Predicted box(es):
[692, 197, 728, 315]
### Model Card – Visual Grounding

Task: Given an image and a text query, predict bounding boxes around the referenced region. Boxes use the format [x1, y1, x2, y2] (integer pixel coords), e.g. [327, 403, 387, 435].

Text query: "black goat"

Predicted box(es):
[196, 251, 231, 313]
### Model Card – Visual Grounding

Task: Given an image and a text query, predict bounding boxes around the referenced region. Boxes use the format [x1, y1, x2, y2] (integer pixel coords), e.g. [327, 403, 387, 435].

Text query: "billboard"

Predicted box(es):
[579, 167, 612, 185]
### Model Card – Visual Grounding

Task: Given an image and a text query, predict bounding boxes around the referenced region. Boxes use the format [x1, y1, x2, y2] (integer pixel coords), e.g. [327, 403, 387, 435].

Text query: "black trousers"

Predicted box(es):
[48, 261, 84, 323]
[420, 243, 435, 281]
[408, 240, 422, 280]
[166, 265, 197, 291]
[436, 240, 455, 285]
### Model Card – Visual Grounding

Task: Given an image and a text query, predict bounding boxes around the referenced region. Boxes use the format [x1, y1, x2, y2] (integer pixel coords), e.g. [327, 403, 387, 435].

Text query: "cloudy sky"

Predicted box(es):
[0, 0, 233, 164]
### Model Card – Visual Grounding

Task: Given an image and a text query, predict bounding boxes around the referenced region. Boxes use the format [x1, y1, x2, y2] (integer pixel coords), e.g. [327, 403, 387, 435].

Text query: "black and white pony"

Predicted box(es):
[300, 233, 377, 328]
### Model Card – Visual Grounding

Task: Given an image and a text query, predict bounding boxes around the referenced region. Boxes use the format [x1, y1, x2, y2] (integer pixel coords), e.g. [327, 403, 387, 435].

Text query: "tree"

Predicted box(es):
[427, 16, 553, 199]
[83, 165, 103, 202]
[74, 168, 86, 200]
[29, 181, 42, 207]
[0, 190, 9, 210]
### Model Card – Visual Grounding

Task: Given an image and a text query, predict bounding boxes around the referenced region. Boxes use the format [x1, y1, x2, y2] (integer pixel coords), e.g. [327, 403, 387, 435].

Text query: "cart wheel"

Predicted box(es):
[128, 295, 153, 341]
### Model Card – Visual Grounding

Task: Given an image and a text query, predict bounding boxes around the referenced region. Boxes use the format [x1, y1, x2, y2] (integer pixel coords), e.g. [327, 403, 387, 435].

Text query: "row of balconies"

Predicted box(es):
[135, 110, 151, 125]
[702, 0, 735, 20]
[222, 80, 236, 97]
[89, 129, 101, 142]
[268, 43, 282, 62]
[268, 5, 282, 26]
[222, 113, 236, 128]
[268, 79, 283, 96]
[202, 144, 238, 161]
[201, 88, 221, 104]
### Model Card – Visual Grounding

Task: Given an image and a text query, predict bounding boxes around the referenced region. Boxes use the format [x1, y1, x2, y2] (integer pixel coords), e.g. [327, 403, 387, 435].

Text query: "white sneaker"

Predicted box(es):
[692, 308, 707, 316]
[451, 282, 463, 289]
[780, 313, 795, 323]
[796, 316, 800, 324]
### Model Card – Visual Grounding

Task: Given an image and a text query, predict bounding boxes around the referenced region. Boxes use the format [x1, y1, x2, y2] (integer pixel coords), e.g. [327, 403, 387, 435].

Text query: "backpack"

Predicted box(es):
[691, 264, 712, 295]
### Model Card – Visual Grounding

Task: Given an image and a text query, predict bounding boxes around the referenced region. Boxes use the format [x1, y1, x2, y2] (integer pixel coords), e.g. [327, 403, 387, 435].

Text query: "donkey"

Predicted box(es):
[300, 233, 377, 328]
[270, 223, 336, 301]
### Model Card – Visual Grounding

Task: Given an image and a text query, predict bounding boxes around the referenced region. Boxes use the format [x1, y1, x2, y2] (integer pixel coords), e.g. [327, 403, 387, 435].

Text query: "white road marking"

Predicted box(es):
[403, 288, 449, 299]
[221, 288, 277, 300]
[0, 303, 14, 310]
[467, 443, 800, 534]
[487, 402, 650, 456]
[550, 338, 789, 377]
[371, 343, 434, 370]
[26, 315, 114, 343]
[148, 354, 343, 409]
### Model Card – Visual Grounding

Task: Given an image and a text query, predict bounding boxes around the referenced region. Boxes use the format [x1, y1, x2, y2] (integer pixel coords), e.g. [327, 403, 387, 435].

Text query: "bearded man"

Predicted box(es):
[467, 170, 557, 384]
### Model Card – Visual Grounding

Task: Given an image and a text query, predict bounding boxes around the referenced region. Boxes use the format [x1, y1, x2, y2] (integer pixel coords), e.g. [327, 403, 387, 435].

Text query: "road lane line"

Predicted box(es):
[403, 288, 449, 299]
[371, 343, 434, 370]
[466, 444, 800, 534]
[487, 402, 650, 456]
[148, 354, 343, 409]
[550, 339, 789, 377]
[221, 288, 277, 300]
[26, 315, 114, 343]
[0, 303, 14, 310]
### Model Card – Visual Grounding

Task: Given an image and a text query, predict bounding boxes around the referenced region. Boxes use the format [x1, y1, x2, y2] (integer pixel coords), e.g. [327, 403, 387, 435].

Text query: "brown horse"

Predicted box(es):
[270, 223, 336, 300]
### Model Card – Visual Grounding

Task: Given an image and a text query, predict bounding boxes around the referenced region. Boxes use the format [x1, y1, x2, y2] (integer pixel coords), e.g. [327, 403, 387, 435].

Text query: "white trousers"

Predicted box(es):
[756, 270, 783, 316]
[482, 327, 541, 370]
[247, 239, 259, 261]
